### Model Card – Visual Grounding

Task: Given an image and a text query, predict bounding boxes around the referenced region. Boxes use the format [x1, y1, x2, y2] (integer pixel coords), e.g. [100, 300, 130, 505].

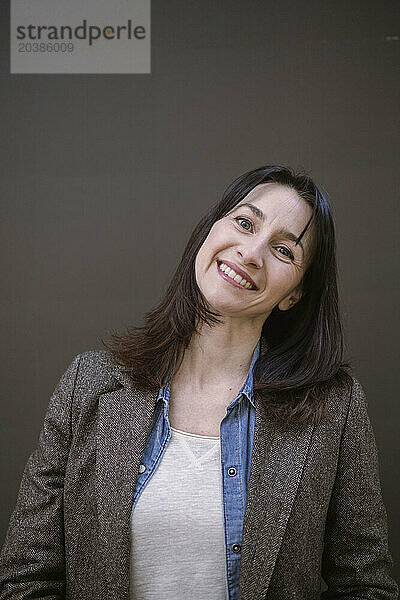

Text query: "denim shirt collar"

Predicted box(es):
[157, 337, 261, 411]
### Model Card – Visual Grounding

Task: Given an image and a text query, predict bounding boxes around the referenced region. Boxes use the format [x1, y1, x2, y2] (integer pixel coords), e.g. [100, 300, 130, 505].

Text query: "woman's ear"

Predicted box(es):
[277, 285, 303, 311]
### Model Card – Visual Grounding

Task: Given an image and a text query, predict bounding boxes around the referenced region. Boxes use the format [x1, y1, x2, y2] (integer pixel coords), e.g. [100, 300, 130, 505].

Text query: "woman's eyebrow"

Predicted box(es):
[233, 202, 266, 222]
[230, 202, 305, 253]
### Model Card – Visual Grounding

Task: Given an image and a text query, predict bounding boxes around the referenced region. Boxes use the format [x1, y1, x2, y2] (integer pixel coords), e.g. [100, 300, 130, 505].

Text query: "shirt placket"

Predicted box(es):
[220, 403, 244, 600]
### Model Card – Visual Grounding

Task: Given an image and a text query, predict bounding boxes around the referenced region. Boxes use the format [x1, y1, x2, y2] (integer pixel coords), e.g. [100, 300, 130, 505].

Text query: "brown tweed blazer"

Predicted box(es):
[0, 342, 398, 599]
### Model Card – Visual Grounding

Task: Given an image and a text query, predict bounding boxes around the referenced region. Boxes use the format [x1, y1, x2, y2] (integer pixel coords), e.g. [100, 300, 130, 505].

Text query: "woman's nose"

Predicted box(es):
[236, 245, 264, 269]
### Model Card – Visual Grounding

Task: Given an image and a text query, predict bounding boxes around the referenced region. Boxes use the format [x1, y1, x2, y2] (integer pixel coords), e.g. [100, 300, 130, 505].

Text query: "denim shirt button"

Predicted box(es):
[138, 463, 146, 474]
[228, 467, 237, 477]
[232, 544, 241, 553]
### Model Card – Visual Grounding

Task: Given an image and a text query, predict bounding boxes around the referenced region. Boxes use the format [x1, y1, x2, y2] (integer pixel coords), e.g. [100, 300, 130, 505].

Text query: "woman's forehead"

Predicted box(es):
[244, 182, 304, 204]
[238, 183, 312, 223]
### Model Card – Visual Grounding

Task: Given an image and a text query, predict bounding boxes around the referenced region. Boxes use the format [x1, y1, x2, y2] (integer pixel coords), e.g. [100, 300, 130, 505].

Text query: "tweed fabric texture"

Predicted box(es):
[0, 348, 398, 600]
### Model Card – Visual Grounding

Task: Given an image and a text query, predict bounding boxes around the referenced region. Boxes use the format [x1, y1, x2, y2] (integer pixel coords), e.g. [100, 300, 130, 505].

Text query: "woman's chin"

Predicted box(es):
[204, 296, 246, 316]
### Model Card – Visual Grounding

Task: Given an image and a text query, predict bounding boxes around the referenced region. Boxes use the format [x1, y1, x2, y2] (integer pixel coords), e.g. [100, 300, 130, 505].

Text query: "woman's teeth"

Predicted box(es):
[219, 262, 254, 289]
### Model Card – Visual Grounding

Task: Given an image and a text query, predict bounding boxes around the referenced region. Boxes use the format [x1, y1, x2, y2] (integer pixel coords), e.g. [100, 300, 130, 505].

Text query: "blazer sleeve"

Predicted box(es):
[321, 378, 399, 599]
[0, 353, 82, 600]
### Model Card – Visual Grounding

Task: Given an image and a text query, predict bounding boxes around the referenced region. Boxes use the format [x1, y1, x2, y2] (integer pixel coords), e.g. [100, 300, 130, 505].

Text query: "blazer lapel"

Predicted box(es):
[239, 393, 315, 600]
[96, 367, 159, 599]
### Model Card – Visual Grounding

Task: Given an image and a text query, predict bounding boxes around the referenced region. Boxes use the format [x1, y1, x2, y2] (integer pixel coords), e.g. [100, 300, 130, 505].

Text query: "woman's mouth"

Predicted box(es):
[216, 260, 258, 290]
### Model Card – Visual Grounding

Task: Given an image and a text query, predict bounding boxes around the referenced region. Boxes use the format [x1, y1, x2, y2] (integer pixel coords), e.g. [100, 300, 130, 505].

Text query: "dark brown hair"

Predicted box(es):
[102, 165, 353, 428]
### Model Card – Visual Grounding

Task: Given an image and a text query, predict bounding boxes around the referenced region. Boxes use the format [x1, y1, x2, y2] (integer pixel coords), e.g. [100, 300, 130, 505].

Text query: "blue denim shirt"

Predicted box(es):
[131, 338, 261, 600]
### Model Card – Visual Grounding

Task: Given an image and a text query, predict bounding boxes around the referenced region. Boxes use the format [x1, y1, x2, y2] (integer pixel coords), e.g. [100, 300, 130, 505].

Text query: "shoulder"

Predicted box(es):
[67, 348, 129, 397]
[331, 373, 369, 415]
[56, 349, 137, 427]
[344, 376, 373, 433]
[77, 348, 120, 374]
[319, 371, 369, 432]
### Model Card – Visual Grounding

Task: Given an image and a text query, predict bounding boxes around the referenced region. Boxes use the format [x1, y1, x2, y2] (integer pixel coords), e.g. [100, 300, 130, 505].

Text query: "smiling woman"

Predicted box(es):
[101, 166, 343, 429]
[0, 165, 397, 600]
[194, 182, 314, 332]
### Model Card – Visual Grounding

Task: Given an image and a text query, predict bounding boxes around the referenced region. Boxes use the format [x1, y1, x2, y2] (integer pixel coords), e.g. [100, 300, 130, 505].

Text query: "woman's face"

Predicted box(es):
[195, 182, 314, 323]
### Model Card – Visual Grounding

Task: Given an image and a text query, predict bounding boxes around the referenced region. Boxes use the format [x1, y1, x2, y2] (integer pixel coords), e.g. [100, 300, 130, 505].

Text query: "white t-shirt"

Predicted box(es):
[130, 426, 227, 600]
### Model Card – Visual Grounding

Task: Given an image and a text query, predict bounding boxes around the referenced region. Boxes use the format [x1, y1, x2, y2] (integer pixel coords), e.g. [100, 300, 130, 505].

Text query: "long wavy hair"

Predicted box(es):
[102, 165, 353, 428]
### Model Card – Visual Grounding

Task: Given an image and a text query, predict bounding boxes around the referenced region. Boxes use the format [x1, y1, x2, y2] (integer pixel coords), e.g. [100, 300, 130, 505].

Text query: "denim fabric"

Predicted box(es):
[131, 338, 261, 600]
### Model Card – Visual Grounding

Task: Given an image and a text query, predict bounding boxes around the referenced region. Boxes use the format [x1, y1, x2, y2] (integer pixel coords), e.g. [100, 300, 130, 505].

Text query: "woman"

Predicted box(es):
[0, 165, 397, 600]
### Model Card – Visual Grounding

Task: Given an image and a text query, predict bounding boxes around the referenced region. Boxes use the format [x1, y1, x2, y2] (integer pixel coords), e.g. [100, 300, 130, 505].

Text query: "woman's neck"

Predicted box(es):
[172, 324, 262, 391]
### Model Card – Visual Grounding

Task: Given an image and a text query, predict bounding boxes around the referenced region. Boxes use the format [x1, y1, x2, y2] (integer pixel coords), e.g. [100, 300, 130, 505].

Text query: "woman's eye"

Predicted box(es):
[235, 217, 253, 231]
[234, 217, 294, 261]
[277, 246, 294, 260]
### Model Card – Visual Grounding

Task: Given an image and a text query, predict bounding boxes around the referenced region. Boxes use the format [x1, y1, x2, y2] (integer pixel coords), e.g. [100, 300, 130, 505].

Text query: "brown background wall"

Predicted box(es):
[1, 0, 399, 579]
